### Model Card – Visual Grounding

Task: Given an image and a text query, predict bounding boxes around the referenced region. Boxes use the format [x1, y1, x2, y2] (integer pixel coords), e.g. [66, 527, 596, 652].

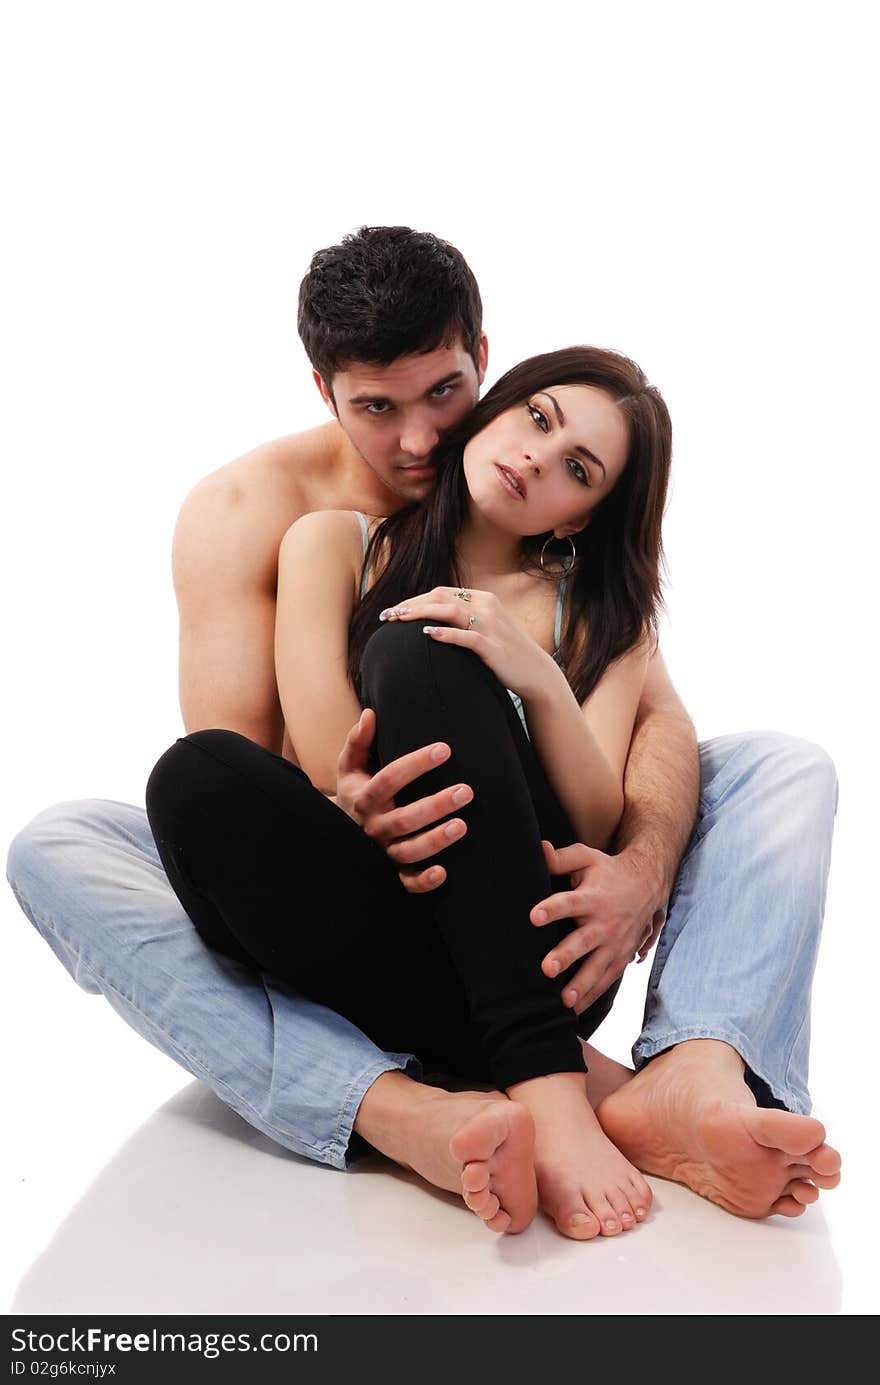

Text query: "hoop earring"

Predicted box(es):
[540, 534, 577, 570]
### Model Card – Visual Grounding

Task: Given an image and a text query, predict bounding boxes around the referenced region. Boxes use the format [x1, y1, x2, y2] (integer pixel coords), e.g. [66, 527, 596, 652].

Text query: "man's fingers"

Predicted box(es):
[356, 740, 453, 811]
[398, 863, 447, 894]
[385, 816, 468, 866]
[530, 889, 591, 927]
[540, 925, 602, 978]
[559, 953, 621, 1015]
[337, 708, 375, 773]
[540, 839, 600, 875]
[381, 782, 473, 844]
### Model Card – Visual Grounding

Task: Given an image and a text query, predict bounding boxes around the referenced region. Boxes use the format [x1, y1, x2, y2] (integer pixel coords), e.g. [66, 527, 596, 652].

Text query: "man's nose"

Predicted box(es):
[399, 418, 440, 458]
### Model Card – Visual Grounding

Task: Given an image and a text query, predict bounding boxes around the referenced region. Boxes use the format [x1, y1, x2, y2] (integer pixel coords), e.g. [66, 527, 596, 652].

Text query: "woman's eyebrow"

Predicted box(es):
[535, 391, 607, 481]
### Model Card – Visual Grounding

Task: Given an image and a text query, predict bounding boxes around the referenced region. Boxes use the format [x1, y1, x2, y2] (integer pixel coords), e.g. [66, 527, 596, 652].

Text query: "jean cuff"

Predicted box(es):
[338, 1052, 425, 1169]
[631, 1025, 810, 1116]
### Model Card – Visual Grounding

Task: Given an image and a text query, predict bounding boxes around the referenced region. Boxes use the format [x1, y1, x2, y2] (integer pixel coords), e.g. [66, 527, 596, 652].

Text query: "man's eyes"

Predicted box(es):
[364, 385, 457, 416]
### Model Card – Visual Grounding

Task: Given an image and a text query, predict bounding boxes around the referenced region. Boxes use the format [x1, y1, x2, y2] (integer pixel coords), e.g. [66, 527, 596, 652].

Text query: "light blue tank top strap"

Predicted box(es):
[553, 553, 573, 656]
[354, 511, 370, 600]
[509, 553, 573, 739]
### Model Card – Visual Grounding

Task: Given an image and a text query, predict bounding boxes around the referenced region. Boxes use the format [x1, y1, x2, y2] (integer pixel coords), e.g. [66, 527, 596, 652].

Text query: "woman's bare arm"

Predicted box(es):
[522, 639, 651, 849]
[274, 511, 365, 795]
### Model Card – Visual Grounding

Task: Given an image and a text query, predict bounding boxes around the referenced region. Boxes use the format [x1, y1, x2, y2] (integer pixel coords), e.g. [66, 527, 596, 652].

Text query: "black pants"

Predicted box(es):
[146, 622, 619, 1090]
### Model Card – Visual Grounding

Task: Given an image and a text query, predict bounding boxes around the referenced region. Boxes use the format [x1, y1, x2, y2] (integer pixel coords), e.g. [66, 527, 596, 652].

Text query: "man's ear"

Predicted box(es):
[313, 369, 337, 416]
[477, 333, 489, 385]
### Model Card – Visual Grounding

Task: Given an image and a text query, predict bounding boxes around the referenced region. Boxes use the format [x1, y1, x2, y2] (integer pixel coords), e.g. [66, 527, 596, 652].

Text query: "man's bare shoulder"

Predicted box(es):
[171, 424, 345, 601]
[184, 422, 343, 520]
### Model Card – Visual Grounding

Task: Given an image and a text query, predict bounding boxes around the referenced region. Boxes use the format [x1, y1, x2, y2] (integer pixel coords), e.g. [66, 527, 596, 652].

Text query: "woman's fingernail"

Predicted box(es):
[534, 909, 548, 924]
[423, 625, 439, 634]
[431, 744, 449, 763]
[546, 959, 561, 977]
[379, 609, 391, 621]
[564, 988, 577, 1005]
[444, 821, 463, 840]
[451, 787, 470, 806]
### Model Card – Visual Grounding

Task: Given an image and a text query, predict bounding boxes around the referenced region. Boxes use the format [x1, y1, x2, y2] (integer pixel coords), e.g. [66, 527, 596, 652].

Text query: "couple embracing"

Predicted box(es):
[8, 225, 841, 1239]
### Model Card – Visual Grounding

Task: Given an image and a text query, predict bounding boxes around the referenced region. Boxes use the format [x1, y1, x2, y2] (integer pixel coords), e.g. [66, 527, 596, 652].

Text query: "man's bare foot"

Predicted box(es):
[507, 1071, 653, 1240]
[597, 1039, 842, 1218]
[354, 1073, 537, 1233]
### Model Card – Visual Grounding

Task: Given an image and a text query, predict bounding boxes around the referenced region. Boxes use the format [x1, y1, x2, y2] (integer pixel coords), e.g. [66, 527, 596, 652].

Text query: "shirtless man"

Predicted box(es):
[7, 226, 841, 1237]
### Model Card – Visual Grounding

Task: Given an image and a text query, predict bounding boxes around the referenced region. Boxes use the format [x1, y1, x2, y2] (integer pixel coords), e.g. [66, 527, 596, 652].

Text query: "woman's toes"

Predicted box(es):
[609, 1190, 637, 1229]
[589, 1197, 623, 1235]
[557, 1207, 601, 1240]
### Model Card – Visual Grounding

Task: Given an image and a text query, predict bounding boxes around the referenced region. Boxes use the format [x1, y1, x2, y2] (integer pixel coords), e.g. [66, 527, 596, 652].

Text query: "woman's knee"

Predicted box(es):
[360, 619, 490, 716]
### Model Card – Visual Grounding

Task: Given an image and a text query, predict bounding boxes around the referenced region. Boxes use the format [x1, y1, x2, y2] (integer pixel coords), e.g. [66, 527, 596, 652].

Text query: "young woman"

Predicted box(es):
[146, 346, 672, 1240]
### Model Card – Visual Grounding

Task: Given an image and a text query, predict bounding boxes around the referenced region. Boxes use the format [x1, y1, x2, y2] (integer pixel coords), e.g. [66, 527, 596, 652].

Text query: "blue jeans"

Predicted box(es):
[6, 731, 837, 1168]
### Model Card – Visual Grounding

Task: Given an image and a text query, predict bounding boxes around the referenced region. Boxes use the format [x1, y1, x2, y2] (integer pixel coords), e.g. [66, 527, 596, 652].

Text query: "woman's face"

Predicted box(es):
[462, 384, 630, 539]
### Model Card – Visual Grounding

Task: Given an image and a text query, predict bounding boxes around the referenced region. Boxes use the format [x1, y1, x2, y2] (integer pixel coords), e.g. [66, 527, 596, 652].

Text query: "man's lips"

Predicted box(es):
[494, 463, 527, 500]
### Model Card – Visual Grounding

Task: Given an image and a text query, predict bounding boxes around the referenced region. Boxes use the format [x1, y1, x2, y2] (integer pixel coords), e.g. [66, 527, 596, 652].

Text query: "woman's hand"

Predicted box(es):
[378, 587, 555, 699]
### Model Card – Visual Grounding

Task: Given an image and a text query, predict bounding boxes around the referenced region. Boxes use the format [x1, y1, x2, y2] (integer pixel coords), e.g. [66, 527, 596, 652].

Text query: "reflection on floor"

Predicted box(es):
[13, 1083, 843, 1316]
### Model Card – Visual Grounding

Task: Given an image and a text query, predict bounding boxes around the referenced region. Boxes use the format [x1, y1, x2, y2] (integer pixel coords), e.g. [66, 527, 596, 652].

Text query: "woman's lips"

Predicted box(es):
[494, 463, 527, 500]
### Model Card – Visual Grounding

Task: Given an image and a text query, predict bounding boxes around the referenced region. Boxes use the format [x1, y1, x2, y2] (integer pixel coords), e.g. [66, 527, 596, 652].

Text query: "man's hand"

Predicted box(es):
[531, 840, 666, 1015]
[335, 708, 473, 893]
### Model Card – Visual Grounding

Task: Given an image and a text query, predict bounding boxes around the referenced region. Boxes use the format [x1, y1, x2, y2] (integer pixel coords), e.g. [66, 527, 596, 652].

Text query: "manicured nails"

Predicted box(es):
[379, 606, 409, 621]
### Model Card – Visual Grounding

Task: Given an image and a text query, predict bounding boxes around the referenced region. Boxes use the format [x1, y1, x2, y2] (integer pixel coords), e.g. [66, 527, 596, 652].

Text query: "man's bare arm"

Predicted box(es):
[613, 645, 700, 909]
[173, 475, 286, 752]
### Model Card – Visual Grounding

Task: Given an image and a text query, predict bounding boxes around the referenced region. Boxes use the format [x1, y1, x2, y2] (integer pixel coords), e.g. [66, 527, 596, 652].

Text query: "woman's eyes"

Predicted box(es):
[526, 403, 591, 487]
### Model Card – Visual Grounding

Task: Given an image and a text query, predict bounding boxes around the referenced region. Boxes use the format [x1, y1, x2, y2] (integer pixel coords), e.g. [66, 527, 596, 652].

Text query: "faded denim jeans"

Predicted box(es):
[6, 731, 837, 1168]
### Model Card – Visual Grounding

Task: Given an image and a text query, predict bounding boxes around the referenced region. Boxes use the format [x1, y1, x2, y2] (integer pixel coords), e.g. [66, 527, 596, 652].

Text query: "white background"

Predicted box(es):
[2, 0, 877, 1314]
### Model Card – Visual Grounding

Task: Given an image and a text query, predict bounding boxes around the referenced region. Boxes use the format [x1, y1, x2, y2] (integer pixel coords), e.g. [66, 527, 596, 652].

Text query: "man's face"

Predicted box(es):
[315, 335, 487, 502]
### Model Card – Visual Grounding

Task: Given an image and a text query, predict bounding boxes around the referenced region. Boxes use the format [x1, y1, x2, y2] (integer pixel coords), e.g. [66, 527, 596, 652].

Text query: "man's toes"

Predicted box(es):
[556, 1206, 601, 1240]
[485, 1207, 512, 1234]
[786, 1178, 819, 1206]
[464, 1186, 499, 1218]
[788, 1163, 840, 1191]
[461, 1162, 490, 1194]
[769, 1194, 807, 1217]
[806, 1142, 842, 1177]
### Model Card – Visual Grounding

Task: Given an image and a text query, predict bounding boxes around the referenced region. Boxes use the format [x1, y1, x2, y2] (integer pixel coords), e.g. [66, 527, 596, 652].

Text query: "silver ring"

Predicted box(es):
[456, 589, 472, 602]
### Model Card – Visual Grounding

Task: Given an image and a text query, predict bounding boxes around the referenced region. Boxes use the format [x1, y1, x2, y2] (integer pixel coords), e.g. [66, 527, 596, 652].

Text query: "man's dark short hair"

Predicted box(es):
[297, 226, 483, 393]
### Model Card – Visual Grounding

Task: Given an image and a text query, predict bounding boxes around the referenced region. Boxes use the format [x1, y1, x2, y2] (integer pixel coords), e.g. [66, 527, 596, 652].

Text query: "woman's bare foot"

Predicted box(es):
[597, 1040, 842, 1218]
[355, 1076, 537, 1233]
[507, 1071, 653, 1240]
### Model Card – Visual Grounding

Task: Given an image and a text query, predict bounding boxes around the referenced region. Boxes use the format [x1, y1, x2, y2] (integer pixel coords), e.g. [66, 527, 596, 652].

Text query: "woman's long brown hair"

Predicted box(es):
[348, 346, 672, 704]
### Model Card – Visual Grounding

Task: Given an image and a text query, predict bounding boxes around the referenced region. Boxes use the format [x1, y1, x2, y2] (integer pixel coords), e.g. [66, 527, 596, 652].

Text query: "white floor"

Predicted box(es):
[4, 880, 875, 1317]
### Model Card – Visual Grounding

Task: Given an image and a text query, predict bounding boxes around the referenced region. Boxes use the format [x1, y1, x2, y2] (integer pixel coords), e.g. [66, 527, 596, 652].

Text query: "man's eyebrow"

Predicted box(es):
[348, 370, 465, 406]
[536, 390, 607, 480]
